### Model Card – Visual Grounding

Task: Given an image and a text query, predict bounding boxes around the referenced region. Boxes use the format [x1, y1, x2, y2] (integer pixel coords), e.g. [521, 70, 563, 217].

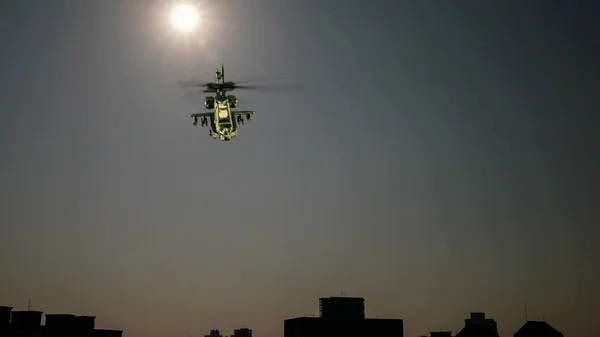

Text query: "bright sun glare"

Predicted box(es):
[170, 3, 199, 32]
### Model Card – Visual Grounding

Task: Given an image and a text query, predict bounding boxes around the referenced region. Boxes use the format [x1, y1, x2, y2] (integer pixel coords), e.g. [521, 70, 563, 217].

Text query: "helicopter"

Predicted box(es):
[179, 64, 300, 142]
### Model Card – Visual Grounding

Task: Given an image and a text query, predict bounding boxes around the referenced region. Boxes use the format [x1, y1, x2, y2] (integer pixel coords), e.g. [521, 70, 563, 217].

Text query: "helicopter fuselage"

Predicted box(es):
[210, 94, 239, 141]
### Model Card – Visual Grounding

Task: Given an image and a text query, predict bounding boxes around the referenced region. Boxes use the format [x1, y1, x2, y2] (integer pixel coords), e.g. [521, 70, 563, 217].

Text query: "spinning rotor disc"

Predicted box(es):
[178, 77, 303, 93]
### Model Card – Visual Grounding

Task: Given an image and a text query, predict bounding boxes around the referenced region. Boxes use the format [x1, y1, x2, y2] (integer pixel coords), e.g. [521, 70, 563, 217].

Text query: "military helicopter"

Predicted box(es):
[179, 64, 300, 142]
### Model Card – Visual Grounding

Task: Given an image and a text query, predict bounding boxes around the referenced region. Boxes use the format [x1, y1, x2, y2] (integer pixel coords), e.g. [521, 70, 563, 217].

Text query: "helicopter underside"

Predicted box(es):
[212, 100, 238, 141]
[210, 125, 238, 141]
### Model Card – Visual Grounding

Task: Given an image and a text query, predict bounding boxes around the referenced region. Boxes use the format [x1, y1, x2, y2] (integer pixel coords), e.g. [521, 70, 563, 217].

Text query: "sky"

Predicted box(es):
[1, 0, 599, 337]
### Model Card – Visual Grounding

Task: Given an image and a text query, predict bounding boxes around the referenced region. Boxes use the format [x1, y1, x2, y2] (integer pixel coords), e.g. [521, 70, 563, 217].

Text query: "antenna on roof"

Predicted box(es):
[524, 305, 528, 322]
[27, 298, 31, 311]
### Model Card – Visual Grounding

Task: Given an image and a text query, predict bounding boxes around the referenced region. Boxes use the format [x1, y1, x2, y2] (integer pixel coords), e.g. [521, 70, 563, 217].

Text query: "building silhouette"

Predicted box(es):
[456, 313, 499, 337]
[416, 313, 565, 337]
[430, 331, 453, 337]
[514, 321, 563, 337]
[1, 306, 13, 328]
[319, 297, 365, 320]
[284, 296, 403, 337]
[464, 312, 497, 334]
[0, 305, 122, 337]
[205, 328, 252, 337]
[205, 329, 224, 337]
[456, 324, 499, 337]
[232, 328, 252, 337]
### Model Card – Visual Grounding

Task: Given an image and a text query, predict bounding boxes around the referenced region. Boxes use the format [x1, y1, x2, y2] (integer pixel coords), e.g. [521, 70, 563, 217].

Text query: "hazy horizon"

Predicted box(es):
[1, 1, 599, 337]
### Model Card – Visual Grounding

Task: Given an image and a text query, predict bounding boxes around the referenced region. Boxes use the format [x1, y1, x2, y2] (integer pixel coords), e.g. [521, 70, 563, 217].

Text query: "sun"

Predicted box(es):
[170, 3, 199, 33]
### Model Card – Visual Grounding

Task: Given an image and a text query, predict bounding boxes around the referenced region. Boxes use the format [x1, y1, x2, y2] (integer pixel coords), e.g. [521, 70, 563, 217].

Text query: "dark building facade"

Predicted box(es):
[0, 306, 122, 337]
[205, 329, 224, 337]
[7, 310, 44, 337]
[285, 297, 403, 337]
[456, 313, 499, 337]
[319, 297, 365, 320]
[464, 312, 497, 334]
[514, 321, 563, 337]
[430, 332, 452, 337]
[1, 306, 13, 327]
[456, 324, 499, 337]
[232, 328, 252, 337]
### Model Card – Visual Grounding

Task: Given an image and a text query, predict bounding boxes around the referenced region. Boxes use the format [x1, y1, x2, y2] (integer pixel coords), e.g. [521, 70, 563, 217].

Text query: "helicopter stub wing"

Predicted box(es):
[232, 111, 254, 116]
[190, 112, 212, 118]
[232, 111, 254, 123]
[190, 112, 212, 127]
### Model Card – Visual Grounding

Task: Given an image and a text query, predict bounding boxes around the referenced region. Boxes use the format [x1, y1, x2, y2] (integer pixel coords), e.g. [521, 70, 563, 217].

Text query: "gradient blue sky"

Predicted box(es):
[1, 1, 599, 337]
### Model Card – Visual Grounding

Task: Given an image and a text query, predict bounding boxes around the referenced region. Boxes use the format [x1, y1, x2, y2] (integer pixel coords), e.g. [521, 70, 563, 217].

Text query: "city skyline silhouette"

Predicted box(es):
[1, 297, 568, 337]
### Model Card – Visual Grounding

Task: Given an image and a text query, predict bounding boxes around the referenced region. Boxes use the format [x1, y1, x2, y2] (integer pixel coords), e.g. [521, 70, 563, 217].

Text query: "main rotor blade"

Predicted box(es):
[182, 90, 206, 98]
[179, 76, 291, 88]
[178, 80, 210, 88]
[232, 76, 289, 84]
[233, 84, 304, 93]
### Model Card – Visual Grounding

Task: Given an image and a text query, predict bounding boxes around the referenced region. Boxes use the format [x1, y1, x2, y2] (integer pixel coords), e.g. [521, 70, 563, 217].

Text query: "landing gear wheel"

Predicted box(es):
[193, 117, 198, 126]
